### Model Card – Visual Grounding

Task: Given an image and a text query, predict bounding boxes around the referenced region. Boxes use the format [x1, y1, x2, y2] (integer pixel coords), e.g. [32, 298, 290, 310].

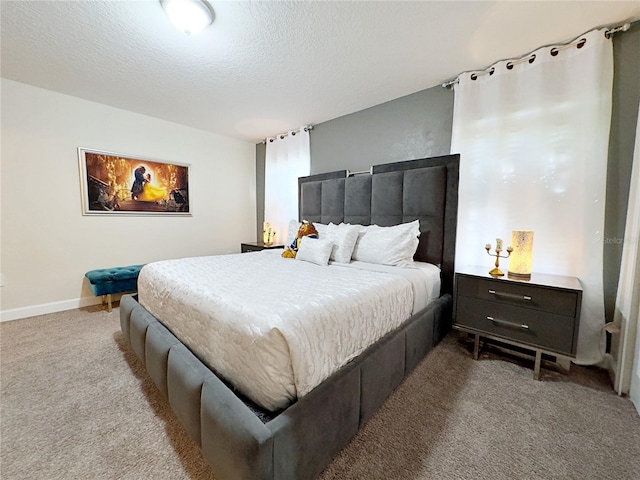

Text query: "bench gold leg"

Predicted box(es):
[107, 294, 112, 313]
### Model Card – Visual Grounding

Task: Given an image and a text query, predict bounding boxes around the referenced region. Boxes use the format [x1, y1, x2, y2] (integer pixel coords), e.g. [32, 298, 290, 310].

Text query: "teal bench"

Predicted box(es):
[85, 264, 145, 312]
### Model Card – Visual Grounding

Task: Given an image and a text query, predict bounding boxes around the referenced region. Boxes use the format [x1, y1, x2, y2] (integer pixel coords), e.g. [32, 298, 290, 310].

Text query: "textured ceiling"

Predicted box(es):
[2, 1, 639, 143]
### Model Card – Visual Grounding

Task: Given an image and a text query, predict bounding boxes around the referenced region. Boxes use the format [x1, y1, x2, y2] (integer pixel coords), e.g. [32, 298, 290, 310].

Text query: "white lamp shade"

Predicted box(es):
[161, 0, 213, 35]
[508, 230, 534, 279]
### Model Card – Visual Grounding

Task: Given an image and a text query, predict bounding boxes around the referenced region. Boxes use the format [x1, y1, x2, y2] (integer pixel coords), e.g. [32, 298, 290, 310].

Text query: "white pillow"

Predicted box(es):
[315, 222, 328, 239]
[295, 237, 334, 266]
[351, 220, 420, 267]
[285, 220, 328, 247]
[326, 223, 360, 263]
[285, 219, 300, 248]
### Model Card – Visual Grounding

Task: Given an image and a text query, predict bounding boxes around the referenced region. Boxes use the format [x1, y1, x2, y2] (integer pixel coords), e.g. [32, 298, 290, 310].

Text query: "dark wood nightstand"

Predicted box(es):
[453, 265, 582, 379]
[240, 241, 284, 253]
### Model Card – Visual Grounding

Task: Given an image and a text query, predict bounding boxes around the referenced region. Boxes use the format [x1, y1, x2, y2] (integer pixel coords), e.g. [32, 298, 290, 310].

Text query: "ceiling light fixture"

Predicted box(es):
[160, 0, 214, 35]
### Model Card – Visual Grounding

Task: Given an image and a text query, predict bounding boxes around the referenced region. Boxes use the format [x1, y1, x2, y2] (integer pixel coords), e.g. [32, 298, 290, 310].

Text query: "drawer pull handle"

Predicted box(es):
[488, 290, 532, 302]
[486, 316, 530, 330]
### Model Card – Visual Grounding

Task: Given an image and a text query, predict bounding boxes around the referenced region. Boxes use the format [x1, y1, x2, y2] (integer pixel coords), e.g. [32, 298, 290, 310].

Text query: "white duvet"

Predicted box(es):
[138, 251, 440, 411]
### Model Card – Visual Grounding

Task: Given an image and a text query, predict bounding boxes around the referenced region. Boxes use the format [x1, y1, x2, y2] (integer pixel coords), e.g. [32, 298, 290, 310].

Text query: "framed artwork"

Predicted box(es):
[78, 148, 191, 216]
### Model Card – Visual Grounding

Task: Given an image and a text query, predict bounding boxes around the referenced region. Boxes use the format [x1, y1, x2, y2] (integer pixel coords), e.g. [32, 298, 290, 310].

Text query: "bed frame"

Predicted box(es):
[119, 154, 459, 480]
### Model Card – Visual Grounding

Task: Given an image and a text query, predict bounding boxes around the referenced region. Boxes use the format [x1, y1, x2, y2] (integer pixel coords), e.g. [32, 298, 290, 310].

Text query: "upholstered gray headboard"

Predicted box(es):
[298, 154, 459, 295]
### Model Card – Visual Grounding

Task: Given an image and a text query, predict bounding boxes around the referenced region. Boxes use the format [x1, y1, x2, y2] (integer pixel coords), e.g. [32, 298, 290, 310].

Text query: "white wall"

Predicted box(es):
[0, 79, 256, 321]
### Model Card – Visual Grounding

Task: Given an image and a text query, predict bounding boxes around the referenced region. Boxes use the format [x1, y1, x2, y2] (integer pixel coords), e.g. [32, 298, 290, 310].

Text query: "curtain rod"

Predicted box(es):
[441, 22, 632, 89]
[262, 125, 313, 144]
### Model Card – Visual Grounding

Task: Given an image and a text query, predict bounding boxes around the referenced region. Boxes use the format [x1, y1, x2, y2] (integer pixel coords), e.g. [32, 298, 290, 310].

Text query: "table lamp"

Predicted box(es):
[508, 230, 534, 279]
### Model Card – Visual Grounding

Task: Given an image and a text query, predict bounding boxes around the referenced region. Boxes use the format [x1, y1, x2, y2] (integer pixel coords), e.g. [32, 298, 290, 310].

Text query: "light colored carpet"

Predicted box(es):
[1, 305, 639, 479]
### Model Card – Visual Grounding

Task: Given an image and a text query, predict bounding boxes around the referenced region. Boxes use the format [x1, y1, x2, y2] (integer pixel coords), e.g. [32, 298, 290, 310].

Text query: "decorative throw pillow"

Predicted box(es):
[351, 220, 420, 266]
[326, 223, 360, 263]
[282, 221, 319, 259]
[295, 237, 333, 266]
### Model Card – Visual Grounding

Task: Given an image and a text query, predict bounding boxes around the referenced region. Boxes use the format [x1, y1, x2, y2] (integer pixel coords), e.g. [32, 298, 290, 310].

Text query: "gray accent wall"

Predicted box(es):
[255, 24, 639, 326]
[604, 21, 640, 324]
[256, 141, 266, 240]
[256, 84, 453, 236]
[308, 85, 453, 174]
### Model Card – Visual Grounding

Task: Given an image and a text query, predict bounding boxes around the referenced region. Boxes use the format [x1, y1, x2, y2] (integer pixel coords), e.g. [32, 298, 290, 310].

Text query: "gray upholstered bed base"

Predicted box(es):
[119, 154, 459, 479]
[120, 292, 451, 480]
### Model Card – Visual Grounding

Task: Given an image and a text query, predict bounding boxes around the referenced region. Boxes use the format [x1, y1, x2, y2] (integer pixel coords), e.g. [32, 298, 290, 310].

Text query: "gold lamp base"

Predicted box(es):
[489, 267, 505, 277]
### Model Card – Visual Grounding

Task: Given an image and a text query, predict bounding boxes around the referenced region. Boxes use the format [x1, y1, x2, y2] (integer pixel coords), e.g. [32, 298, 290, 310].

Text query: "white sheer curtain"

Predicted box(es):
[613, 103, 640, 398]
[264, 127, 310, 245]
[451, 29, 613, 364]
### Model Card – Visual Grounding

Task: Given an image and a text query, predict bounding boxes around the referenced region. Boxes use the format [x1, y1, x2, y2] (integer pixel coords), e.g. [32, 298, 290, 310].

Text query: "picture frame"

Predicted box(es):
[78, 148, 191, 216]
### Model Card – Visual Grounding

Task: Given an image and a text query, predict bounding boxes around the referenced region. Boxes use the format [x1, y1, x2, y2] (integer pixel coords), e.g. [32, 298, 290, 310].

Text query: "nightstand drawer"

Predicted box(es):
[457, 275, 578, 317]
[455, 296, 576, 355]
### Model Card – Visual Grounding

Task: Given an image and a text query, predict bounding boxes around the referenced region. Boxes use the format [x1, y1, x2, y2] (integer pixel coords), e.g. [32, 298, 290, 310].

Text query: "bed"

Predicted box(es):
[119, 153, 459, 480]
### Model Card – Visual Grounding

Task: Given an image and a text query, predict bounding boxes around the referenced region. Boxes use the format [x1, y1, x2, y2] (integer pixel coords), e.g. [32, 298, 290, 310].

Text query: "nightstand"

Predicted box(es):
[453, 265, 582, 379]
[240, 241, 284, 253]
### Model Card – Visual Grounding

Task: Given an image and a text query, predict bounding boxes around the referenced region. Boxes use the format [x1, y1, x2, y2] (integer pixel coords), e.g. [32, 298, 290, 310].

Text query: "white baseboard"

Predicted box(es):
[0, 296, 104, 323]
